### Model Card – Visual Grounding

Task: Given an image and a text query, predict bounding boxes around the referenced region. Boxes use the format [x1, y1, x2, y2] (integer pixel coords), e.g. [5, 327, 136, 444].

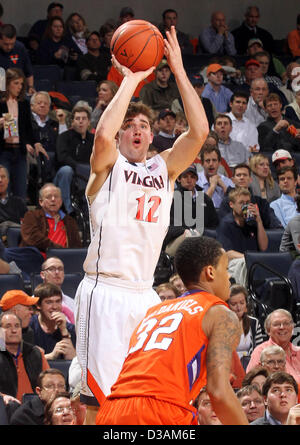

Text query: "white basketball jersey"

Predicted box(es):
[83, 152, 173, 283]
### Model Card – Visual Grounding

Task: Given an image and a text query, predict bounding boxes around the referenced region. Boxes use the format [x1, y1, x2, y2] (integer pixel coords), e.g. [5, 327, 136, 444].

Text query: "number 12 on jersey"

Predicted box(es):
[128, 313, 183, 354]
[135, 194, 161, 223]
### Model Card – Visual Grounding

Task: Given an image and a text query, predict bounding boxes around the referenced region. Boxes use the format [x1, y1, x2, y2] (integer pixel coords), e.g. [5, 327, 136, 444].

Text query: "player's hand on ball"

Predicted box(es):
[111, 55, 155, 82]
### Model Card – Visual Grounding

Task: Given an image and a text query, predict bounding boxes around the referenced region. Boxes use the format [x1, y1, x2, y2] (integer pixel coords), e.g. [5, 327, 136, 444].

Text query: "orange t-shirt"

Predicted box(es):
[108, 290, 227, 413]
[16, 351, 49, 402]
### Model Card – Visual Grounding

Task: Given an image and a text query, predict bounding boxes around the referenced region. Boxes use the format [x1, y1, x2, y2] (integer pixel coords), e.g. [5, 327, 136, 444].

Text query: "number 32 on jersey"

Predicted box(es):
[128, 313, 183, 354]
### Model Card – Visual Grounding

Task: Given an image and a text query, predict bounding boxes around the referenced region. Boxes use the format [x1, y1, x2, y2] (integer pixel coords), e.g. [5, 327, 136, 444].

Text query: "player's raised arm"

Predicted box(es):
[87, 57, 155, 195]
[160, 26, 209, 181]
[202, 304, 249, 425]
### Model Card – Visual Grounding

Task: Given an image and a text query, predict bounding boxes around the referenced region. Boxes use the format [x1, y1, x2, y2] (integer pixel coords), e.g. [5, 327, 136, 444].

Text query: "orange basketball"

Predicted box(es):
[110, 20, 165, 72]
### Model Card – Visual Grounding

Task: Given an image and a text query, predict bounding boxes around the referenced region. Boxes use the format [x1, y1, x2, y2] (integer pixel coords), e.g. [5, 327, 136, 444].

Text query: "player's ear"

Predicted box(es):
[205, 264, 215, 281]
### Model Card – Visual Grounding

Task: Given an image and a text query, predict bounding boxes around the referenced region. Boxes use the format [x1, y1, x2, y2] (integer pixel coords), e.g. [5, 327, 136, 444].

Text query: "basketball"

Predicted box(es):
[110, 20, 165, 72]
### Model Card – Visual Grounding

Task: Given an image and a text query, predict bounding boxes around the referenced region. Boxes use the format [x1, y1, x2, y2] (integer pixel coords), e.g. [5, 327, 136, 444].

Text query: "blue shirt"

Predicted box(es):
[216, 212, 259, 253]
[202, 82, 233, 113]
[199, 26, 237, 56]
[270, 194, 297, 228]
[29, 314, 76, 356]
[197, 170, 234, 208]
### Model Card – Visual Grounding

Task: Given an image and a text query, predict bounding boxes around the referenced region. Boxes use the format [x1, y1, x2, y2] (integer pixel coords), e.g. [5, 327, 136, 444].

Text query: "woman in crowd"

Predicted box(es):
[155, 282, 180, 301]
[241, 366, 269, 392]
[0, 68, 40, 199]
[90, 80, 118, 128]
[249, 153, 281, 203]
[37, 16, 80, 67]
[228, 284, 265, 370]
[44, 392, 76, 425]
[65, 12, 90, 57]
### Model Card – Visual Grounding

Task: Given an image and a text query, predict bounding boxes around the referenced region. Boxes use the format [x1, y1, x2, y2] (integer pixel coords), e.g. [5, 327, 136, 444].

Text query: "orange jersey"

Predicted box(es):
[107, 290, 227, 412]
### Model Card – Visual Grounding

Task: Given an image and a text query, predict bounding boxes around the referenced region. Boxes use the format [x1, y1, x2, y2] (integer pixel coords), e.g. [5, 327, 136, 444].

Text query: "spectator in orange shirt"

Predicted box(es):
[0, 312, 49, 404]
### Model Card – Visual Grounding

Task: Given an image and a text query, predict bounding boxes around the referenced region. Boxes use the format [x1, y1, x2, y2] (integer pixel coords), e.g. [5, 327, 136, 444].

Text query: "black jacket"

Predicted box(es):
[10, 395, 45, 425]
[164, 183, 219, 247]
[0, 341, 44, 398]
[258, 116, 300, 152]
[0, 100, 35, 155]
[56, 128, 94, 170]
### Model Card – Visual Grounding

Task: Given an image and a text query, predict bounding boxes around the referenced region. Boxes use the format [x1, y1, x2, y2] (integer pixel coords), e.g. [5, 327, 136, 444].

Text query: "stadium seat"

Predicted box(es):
[265, 229, 284, 252]
[34, 78, 53, 92]
[46, 248, 87, 274]
[31, 272, 83, 299]
[48, 359, 72, 385]
[55, 80, 97, 98]
[6, 227, 21, 247]
[0, 274, 25, 296]
[244, 250, 295, 322]
[32, 64, 63, 83]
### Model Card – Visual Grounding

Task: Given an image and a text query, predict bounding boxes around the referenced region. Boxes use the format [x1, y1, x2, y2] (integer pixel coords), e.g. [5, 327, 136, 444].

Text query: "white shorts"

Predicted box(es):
[74, 274, 160, 406]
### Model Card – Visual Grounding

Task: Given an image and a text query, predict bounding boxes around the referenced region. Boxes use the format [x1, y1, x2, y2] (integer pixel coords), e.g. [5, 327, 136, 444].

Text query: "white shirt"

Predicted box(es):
[227, 111, 260, 152]
[244, 96, 268, 127]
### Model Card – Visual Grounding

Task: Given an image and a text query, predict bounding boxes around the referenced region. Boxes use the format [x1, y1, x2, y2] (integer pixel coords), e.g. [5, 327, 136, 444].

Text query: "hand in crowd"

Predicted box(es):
[273, 119, 290, 132]
[47, 338, 76, 360]
[26, 143, 35, 156]
[55, 109, 67, 125]
[286, 404, 300, 425]
[34, 142, 49, 160]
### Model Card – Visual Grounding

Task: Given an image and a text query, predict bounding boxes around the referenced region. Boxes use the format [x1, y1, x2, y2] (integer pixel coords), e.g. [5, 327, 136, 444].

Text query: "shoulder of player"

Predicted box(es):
[202, 303, 239, 339]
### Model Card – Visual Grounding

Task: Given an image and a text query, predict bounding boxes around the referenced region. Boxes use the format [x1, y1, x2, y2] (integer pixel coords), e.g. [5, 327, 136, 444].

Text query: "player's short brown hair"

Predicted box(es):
[124, 101, 155, 128]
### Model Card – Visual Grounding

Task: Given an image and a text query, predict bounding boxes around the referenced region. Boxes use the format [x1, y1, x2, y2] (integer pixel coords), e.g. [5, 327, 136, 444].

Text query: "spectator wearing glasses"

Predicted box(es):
[40, 256, 75, 323]
[260, 345, 287, 373]
[246, 309, 300, 384]
[10, 368, 66, 425]
[237, 385, 265, 423]
[44, 391, 76, 425]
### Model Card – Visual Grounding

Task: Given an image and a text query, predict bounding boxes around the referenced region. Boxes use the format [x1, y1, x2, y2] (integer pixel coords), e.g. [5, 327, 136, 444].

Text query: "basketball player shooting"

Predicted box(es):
[75, 26, 209, 424]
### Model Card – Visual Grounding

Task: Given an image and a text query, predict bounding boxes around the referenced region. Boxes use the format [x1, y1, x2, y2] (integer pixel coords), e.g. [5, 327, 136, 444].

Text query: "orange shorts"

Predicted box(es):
[96, 396, 197, 425]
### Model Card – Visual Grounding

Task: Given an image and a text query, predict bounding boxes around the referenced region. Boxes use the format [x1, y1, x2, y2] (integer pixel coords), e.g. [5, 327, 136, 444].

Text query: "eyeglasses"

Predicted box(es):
[54, 406, 74, 414]
[263, 359, 286, 367]
[43, 384, 66, 391]
[42, 266, 64, 273]
[271, 321, 293, 328]
[241, 398, 264, 407]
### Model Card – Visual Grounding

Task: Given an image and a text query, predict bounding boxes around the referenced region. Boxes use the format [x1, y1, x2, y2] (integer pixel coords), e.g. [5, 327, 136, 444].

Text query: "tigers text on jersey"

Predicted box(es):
[83, 152, 173, 282]
[106, 290, 227, 412]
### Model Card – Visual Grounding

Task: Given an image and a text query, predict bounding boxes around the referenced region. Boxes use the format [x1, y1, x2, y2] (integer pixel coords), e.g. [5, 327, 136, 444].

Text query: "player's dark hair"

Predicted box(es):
[174, 236, 223, 286]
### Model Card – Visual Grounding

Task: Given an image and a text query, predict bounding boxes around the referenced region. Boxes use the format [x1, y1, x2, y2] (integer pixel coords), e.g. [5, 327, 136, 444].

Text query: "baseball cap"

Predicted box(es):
[156, 58, 169, 71]
[47, 2, 64, 13]
[206, 63, 224, 75]
[0, 290, 39, 311]
[248, 38, 263, 48]
[245, 59, 260, 68]
[158, 109, 176, 120]
[179, 164, 198, 178]
[119, 7, 134, 18]
[272, 149, 292, 163]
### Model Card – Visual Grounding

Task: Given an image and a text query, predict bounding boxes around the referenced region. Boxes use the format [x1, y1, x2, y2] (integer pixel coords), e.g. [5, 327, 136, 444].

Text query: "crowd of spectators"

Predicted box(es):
[1, 1, 300, 427]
